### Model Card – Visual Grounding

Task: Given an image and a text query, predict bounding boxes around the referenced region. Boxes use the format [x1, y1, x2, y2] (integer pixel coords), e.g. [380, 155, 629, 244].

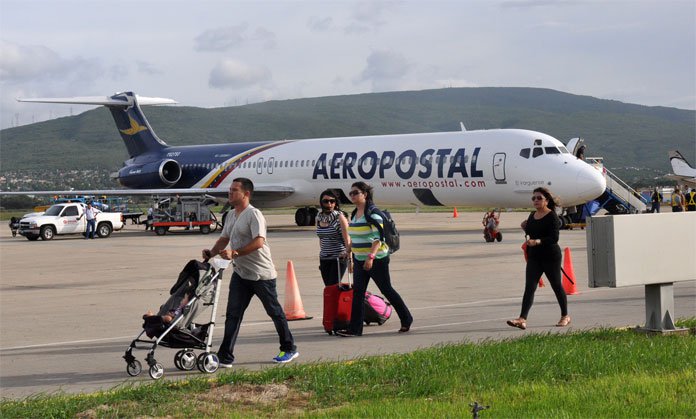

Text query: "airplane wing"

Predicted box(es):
[17, 95, 177, 106]
[0, 185, 296, 202]
[664, 174, 696, 187]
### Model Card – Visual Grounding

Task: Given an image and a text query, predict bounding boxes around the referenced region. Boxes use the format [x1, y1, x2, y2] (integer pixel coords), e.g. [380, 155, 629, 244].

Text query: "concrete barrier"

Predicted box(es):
[587, 212, 695, 333]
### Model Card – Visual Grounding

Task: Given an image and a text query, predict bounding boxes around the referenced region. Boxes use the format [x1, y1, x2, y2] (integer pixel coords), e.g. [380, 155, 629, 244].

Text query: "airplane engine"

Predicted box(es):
[117, 159, 182, 188]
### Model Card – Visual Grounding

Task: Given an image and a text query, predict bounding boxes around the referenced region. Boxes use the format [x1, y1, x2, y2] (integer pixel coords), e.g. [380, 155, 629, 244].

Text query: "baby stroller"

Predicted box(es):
[123, 257, 229, 380]
[482, 209, 502, 242]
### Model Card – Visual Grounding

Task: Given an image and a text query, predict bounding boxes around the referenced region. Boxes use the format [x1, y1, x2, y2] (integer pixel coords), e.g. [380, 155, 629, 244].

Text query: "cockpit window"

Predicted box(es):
[545, 147, 560, 154]
[520, 148, 530, 158]
[558, 146, 570, 154]
[532, 147, 543, 158]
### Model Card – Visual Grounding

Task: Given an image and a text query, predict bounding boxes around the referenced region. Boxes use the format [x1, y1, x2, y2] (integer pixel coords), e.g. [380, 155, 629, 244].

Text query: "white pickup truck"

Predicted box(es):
[18, 203, 125, 241]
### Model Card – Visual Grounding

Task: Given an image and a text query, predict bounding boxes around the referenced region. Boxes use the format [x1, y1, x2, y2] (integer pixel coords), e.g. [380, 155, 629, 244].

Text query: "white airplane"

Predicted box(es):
[666, 150, 696, 187]
[6, 91, 606, 225]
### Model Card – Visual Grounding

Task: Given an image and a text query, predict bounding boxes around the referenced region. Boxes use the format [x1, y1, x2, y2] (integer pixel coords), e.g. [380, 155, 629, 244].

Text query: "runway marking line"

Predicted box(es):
[0, 287, 624, 351]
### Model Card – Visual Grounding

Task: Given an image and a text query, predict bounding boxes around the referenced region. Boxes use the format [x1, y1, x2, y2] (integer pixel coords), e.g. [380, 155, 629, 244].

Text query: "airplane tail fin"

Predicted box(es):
[669, 150, 696, 177]
[17, 92, 177, 158]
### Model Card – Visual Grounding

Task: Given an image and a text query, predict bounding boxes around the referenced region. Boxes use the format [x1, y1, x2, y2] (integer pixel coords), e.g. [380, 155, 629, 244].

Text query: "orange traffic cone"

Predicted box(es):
[538, 277, 545, 287]
[284, 260, 313, 321]
[453, 207, 459, 218]
[562, 247, 578, 295]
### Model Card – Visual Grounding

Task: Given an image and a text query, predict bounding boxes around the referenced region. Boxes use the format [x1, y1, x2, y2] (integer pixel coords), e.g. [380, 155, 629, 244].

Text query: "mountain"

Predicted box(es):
[1, 87, 694, 186]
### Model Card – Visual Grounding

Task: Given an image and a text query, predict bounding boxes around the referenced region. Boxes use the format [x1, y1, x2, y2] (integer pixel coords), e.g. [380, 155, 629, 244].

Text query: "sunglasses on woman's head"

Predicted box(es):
[322, 199, 336, 204]
[349, 190, 362, 196]
[532, 196, 545, 201]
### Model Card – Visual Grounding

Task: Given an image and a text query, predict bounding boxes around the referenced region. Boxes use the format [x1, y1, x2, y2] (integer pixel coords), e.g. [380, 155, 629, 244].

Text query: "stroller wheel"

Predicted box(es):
[197, 352, 219, 373]
[149, 363, 165, 380]
[174, 350, 185, 370]
[126, 360, 142, 377]
[174, 350, 196, 370]
[180, 351, 197, 371]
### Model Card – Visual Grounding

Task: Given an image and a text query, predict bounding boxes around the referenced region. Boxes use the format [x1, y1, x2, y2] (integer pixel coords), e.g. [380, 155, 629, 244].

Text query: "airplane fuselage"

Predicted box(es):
[14, 92, 607, 215]
[121, 129, 605, 208]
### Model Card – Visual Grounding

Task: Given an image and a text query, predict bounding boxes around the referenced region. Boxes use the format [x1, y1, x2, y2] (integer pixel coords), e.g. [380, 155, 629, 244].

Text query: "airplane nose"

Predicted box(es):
[576, 165, 606, 201]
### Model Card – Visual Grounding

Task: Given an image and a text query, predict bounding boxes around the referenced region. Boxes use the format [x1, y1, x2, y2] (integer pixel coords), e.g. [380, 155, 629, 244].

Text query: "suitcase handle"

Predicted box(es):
[338, 256, 352, 286]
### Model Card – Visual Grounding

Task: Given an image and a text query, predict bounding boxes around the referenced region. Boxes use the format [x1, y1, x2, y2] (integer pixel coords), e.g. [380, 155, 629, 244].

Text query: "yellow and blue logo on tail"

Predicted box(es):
[119, 116, 148, 136]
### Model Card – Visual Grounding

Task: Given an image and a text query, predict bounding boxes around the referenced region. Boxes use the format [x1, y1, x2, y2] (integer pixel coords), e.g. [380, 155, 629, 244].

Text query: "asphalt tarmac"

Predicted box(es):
[1, 211, 694, 399]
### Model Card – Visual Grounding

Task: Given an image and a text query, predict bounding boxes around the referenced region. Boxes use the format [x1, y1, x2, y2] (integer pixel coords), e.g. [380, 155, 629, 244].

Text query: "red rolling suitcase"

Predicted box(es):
[322, 258, 352, 335]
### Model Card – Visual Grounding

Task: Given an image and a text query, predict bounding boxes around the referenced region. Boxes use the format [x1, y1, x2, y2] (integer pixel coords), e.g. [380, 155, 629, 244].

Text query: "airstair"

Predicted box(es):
[587, 157, 648, 214]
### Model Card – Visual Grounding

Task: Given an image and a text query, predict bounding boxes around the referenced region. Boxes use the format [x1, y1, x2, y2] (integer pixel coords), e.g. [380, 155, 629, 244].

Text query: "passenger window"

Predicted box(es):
[532, 147, 543, 158]
[545, 147, 560, 154]
[520, 148, 530, 158]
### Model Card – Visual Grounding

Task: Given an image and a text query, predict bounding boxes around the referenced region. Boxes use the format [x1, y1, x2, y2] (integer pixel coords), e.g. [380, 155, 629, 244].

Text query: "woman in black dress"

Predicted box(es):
[507, 187, 570, 330]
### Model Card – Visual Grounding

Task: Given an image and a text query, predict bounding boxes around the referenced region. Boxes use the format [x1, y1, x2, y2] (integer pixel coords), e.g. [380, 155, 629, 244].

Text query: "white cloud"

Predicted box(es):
[308, 16, 333, 32]
[344, 1, 394, 33]
[194, 24, 276, 51]
[358, 50, 411, 91]
[136, 61, 163, 76]
[251, 27, 277, 49]
[194, 24, 249, 51]
[209, 59, 271, 89]
[0, 40, 101, 83]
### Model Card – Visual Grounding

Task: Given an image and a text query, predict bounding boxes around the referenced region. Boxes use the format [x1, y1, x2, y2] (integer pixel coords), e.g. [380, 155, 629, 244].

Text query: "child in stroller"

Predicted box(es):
[125, 258, 228, 380]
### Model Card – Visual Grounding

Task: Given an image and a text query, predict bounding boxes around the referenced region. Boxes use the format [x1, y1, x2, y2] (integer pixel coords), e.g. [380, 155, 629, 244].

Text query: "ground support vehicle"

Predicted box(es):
[151, 196, 217, 235]
[18, 203, 124, 241]
[482, 210, 502, 242]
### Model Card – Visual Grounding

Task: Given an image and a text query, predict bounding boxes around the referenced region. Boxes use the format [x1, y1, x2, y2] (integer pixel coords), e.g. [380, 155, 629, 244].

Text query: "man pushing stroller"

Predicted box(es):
[202, 177, 299, 367]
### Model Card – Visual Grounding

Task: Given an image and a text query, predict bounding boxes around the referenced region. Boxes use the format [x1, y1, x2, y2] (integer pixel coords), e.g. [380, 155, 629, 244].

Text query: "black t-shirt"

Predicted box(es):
[524, 211, 562, 260]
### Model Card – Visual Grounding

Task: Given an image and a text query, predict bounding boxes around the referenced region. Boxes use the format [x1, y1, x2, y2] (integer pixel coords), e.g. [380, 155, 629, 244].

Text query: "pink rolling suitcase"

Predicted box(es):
[363, 291, 392, 325]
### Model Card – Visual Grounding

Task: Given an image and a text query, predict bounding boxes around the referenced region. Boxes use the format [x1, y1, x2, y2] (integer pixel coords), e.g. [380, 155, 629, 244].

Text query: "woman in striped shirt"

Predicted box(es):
[336, 182, 413, 337]
[316, 189, 351, 286]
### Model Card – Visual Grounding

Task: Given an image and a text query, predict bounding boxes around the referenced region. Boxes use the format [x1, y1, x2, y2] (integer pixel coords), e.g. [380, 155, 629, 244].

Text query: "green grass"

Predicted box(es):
[2, 321, 695, 418]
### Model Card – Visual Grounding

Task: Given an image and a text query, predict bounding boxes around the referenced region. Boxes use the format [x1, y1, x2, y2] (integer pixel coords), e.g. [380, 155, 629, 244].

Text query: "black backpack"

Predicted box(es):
[362, 205, 400, 254]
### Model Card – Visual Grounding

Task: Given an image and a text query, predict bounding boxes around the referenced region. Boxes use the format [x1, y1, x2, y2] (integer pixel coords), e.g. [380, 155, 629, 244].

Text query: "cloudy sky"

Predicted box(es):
[1, 0, 694, 129]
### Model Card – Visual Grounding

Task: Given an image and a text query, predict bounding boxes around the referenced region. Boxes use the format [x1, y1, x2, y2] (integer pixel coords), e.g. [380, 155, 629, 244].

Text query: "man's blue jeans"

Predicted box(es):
[217, 272, 296, 364]
[85, 219, 96, 238]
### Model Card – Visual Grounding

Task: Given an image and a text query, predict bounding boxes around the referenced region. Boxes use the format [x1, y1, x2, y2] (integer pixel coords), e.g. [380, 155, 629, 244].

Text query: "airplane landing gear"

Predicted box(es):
[295, 207, 318, 226]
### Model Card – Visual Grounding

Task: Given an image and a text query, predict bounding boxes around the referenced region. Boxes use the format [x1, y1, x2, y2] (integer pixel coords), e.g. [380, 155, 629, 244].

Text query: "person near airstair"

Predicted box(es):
[671, 186, 685, 212]
[686, 188, 696, 212]
[650, 187, 663, 213]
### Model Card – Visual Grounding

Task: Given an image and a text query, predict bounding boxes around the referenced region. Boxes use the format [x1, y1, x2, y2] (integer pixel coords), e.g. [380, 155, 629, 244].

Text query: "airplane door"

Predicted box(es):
[566, 137, 586, 159]
[267, 157, 275, 174]
[493, 153, 506, 184]
[256, 158, 264, 175]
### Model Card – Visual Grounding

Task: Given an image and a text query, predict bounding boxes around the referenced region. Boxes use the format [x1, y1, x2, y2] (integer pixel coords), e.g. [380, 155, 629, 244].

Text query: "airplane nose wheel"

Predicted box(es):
[295, 208, 316, 226]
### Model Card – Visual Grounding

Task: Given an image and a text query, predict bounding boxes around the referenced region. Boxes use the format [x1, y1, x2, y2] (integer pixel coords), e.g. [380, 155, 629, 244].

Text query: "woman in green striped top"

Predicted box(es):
[335, 182, 413, 337]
